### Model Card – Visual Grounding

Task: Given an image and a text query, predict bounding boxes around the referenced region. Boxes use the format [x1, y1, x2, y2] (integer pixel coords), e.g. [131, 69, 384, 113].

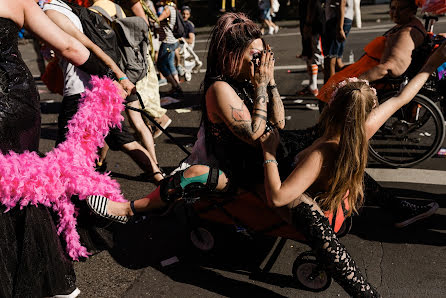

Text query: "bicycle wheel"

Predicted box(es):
[369, 92, 445, 167]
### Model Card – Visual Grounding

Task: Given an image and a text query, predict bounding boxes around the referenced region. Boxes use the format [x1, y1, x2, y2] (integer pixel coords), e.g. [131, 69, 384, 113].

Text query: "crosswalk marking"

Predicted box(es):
[366, 168, 446, 185]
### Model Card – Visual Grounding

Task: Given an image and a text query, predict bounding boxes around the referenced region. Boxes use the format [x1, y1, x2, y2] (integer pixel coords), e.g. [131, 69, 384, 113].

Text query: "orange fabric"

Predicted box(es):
[195, 190, 350, 242]
[318, 36, 387, 103]
[41, 58, 64, 95]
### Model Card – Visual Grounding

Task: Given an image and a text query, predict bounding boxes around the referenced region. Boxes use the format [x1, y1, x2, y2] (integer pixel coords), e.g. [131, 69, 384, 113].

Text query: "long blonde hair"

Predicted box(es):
[318, 81, 377, 215]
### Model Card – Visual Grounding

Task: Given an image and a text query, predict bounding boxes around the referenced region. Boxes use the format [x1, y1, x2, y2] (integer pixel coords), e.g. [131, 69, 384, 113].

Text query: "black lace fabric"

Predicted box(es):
[292, 202, 380, 297]
[0, 17, 76, 297]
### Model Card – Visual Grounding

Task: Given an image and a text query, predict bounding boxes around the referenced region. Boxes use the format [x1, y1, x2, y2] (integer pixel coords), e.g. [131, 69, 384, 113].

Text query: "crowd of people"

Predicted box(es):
[1, 0, 445, 297]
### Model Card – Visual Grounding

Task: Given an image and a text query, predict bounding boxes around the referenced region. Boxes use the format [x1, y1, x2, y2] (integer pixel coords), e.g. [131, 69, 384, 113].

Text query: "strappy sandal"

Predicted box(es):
[87, 195, 129, 224]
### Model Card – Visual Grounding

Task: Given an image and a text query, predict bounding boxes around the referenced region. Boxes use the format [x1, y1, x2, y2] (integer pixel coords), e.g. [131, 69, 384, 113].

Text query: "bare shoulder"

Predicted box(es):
[314, 141, 338, 163]
[0, 0, 26, 26]
[399, 18, 427, 41]
[206, 80, 241, 105]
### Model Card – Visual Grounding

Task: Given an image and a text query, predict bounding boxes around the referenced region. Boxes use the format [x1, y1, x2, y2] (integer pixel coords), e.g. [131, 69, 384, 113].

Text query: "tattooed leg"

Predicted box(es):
[291, 200, 380, 297]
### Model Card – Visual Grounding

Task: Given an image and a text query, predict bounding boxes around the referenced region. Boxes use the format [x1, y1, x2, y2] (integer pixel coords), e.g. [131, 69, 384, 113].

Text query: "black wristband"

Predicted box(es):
[77, 52, 116, 79]
[268, 84, 277, 90]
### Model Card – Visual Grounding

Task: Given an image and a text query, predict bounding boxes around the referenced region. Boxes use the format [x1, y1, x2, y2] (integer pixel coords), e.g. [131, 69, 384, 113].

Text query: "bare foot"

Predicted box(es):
[107, 200, 132, 217]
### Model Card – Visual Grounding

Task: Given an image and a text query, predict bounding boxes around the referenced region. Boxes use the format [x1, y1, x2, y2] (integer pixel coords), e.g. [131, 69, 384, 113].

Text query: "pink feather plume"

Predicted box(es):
[0, 76, 126, 260]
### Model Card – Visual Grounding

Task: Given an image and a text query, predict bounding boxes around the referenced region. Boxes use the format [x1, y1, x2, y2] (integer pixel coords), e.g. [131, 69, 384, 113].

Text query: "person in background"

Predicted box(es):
[93, 0, 172, 138]
[258, 0, 279, 35]
[353, 0, 362, 29]
[296, 0, 324, 98]
[220, 0, 236, 13]
[155, 0, 183, 97]
[323, 0, 354, 82]
[175, 5, 203, 81]
[43, 0, 164, 184]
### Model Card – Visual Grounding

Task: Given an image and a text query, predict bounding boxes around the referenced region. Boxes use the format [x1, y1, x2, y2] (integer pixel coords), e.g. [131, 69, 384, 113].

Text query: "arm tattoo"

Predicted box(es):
[253, 113, 267, 121]
[253, 108, 267, 113]
[231, 122, 254, 140]
[230, 103, 251, 122]
[255, 85, 268, 105]
[252, 121, 262, 133]
[256, 95, 267, 105]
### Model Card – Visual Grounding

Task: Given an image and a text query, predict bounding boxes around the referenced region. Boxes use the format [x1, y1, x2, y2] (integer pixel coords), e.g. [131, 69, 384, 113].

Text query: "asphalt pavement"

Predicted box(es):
[19, 3, 446, 297]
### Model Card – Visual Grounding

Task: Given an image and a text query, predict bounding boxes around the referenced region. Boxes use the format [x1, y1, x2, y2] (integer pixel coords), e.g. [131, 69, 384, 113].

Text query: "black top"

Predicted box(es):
[203, 77, 274, 186]
[0, 17, 41, 154]
[184, 19, 195, 36]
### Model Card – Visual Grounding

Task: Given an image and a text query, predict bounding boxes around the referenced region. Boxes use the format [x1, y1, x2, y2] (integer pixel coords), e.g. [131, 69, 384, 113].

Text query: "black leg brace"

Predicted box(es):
[292, 203, 380, 297]
[159, 167, 222, 204]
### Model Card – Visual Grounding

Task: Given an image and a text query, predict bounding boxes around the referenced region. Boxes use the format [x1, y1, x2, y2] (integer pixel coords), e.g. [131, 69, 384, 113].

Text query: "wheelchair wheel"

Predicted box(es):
[369, 93, 445, 167]
[336, 216, 353, 238]
[190, 227, 215, 251]
[292, 253, 332, 292]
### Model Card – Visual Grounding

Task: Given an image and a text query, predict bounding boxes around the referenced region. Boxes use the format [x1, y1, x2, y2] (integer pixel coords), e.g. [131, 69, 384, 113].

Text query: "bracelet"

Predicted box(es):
[268, 84, 277, 90]
[263, 159, 278, 166]
[118, 76, 128, 81]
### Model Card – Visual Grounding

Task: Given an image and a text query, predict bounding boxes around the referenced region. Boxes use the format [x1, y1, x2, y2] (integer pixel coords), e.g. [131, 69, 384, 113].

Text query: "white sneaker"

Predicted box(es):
[268, 26, 274, 35]
[305, 103, 319, 111]
[177, 65, 186, 77]
[185, 71, 192, 81]
[274, 26, 279, 34]
[51, 288, 81, 298]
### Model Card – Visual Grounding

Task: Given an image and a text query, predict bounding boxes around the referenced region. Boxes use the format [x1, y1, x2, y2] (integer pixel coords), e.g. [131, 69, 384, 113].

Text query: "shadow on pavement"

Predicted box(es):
[351, 204, 446, 247]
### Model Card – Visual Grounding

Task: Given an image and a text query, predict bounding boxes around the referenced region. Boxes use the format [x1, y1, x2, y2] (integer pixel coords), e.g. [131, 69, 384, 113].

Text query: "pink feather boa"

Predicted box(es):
[0, 76, 126, 260]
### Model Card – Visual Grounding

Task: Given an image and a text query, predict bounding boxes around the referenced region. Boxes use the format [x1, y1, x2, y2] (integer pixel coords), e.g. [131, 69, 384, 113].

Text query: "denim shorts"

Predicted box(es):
[157, 42, 179, 77]
[260, 7, 271, 21]
[322, 18, 353, 58]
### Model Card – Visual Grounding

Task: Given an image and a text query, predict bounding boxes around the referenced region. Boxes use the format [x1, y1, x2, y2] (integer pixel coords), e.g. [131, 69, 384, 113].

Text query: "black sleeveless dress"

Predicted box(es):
[0, 18, 76, 297]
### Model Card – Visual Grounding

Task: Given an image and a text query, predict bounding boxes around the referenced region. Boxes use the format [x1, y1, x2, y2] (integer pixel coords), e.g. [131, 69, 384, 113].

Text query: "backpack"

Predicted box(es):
[65, 1, 149, 84]
[168, 7, 187, 39]
[91, 5, 149, 83]
[64, 2, 121, 64]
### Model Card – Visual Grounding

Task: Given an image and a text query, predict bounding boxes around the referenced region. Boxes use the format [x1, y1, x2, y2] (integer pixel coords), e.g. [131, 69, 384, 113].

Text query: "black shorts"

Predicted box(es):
[56, 93, 135, 150]
[105, 122, 136, 151]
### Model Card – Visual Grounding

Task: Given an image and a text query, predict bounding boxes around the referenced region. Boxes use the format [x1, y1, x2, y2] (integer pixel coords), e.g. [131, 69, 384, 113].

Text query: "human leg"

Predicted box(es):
[122, 141, 163, 183]
[157, 42, 182, 92]
[363, 173, 439, 228]
[88, 165, 229, 219]
[288, 195, 380, 297]
[126, 100, 158, 162]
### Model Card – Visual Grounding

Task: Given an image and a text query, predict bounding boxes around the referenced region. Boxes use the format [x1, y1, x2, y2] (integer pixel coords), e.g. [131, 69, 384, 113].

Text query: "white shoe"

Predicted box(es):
[185, 72, 192, 81]
[305, 103, 319, 111]
[268, 26, 274, 35]
[177, 65, 186, 77]
[51, 288, 81, 298]
[274, 26, 279, 34]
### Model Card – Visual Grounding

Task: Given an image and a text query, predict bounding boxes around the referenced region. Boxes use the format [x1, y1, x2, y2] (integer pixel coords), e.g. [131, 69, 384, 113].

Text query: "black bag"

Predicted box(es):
[65, 2, 121, 63]
[171, 8, 187, 39]
[90, 4, 149, 83]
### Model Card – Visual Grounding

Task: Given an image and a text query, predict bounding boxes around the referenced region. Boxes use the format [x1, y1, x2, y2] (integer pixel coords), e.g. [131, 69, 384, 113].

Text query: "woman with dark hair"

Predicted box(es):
[87, 12, 284, 218]
[86, 12, 446, 296]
